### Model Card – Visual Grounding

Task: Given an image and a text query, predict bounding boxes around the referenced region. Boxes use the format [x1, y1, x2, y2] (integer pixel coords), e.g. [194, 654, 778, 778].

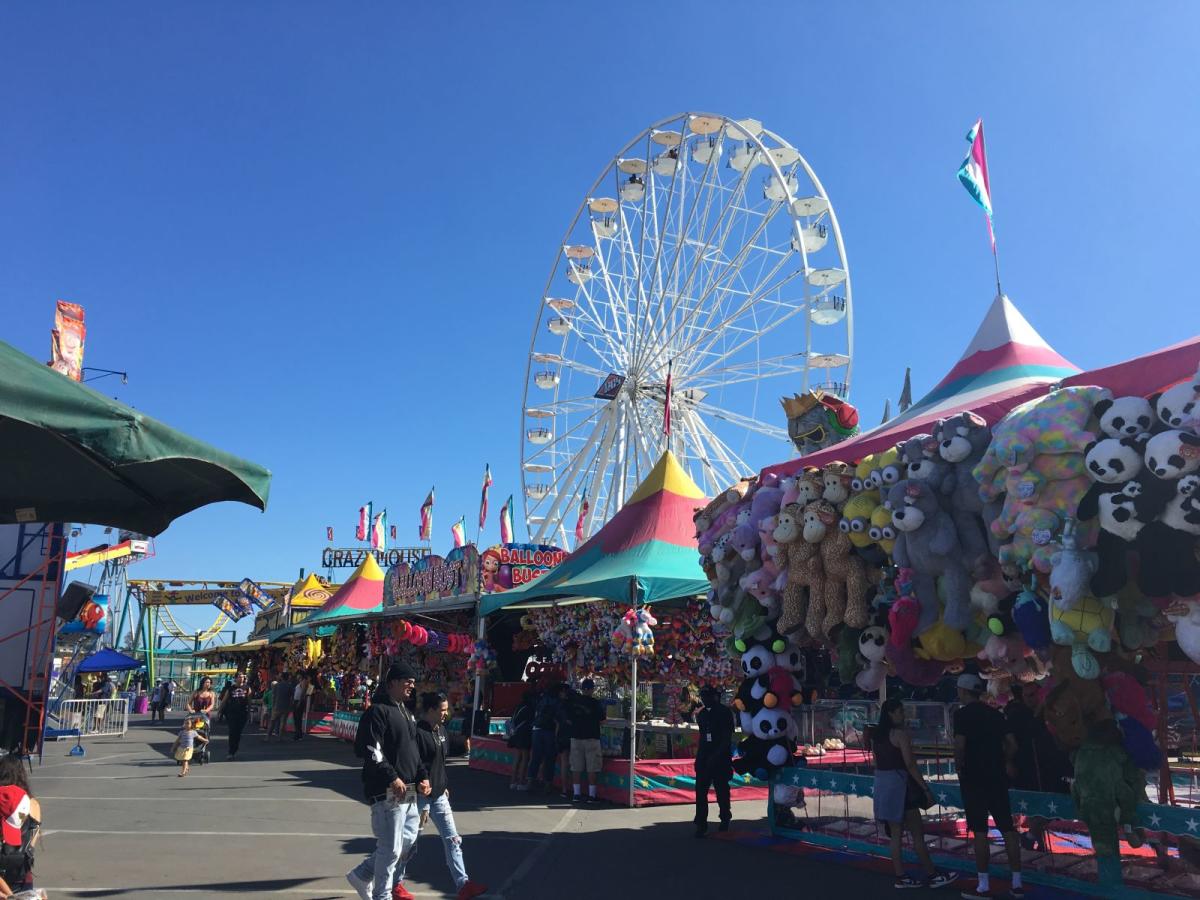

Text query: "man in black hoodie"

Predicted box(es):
[693, 685, 735, 838]
[346, 662, 429, 900]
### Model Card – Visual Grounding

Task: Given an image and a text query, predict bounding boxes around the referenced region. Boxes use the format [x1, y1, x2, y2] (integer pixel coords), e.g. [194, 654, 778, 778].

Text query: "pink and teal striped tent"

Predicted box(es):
[762, 294, 1200, 480]
[479, 451, 709, 614]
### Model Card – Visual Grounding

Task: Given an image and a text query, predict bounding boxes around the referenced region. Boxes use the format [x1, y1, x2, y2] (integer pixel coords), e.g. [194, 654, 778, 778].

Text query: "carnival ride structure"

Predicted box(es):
[521, 112, 853, 548]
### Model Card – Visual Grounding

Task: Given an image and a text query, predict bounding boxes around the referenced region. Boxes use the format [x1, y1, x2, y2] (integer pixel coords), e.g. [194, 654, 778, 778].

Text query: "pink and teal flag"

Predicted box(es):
[574, 490, 590, 543]
[479, 464, 493, 530]
[356, 502, 372, 542]
[958, 118, 995, 248]
[499, 494, 513, 544]
[371, 509, 387, 551]
[419, 489, 434, 542]
[450, 516, 466, 549]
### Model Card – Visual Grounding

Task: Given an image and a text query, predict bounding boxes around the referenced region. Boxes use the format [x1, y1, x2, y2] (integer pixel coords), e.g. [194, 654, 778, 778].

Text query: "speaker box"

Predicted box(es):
[58, 581, 96, 622]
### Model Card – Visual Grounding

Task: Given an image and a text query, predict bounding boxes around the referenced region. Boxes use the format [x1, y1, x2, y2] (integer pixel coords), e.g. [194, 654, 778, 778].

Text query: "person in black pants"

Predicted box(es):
[218, 672, 252, 761]
[693, 685, 734, 837]
[292, 672, 310, 740]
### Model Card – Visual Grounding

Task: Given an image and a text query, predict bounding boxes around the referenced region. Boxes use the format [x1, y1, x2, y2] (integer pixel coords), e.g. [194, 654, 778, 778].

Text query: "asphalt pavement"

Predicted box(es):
[29, 712, 954, 899]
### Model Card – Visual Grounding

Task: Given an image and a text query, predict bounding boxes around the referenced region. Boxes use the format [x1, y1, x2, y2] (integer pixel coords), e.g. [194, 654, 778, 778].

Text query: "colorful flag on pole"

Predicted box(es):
[575, 491, 590, 543]
[499, 495, 513, 544]
[371, 509, 387, 551]
[419, 489, 434, 542]
[356, 502, 372, 542]
[390, 524, 397, 540]
[663, 360, 673, 436]
[326, 526, 334, 542]
[450, 516, 466, 549]
[958, 118, 995, 248]
[479, 464, 493, 530]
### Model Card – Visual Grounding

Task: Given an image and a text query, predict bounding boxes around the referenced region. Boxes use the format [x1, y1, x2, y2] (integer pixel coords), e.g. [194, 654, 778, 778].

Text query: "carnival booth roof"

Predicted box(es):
[302, 553, 384, 625]
[0, 339, 272, 535]
[762, 294, 1200, 480]
[76, 648, 144, 673]
[480, 451, 709, 614]
[288, 573, 337, 608]
[763, 294, 1080, 478]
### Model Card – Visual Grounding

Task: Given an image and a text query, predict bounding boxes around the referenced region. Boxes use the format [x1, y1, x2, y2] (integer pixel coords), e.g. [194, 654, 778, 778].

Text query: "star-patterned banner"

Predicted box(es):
[772, 767, 1199, 837]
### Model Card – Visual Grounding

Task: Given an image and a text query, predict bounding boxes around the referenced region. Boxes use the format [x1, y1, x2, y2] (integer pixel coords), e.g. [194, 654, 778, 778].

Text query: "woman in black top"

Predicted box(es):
[871, 697, 955, 890]
[217, 671, 252, 761]
[397, 692, 487, 900]
[506, 689, 537, 791]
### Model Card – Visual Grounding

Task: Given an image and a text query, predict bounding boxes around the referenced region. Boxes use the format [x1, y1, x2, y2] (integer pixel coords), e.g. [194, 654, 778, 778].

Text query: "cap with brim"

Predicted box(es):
[956, 673, 985, 693]
[386, 661, 419, 682]
[0, 785, 30, 846]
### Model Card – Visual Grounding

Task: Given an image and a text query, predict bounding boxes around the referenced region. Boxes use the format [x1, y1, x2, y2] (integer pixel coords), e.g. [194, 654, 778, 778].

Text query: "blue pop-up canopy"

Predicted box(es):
[76, 648, 144, 673]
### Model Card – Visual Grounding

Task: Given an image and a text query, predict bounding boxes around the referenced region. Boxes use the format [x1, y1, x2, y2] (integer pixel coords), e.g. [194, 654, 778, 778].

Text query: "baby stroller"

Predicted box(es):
[191, 714, 212, 766]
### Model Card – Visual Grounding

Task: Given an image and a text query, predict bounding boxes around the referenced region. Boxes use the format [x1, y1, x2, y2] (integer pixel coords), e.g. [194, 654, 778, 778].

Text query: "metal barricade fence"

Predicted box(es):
[53, 699, 130, 740]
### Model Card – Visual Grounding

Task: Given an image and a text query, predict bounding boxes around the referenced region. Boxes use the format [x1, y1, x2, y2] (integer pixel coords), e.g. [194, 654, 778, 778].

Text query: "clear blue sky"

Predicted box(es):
[3, 3, 1196, 636]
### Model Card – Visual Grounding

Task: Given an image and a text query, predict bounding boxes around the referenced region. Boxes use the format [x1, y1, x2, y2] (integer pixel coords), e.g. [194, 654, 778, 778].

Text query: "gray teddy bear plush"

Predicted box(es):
[887, 479, 973, 633]
[900, 433, 955, 494]
[935, 411, 1000, 560]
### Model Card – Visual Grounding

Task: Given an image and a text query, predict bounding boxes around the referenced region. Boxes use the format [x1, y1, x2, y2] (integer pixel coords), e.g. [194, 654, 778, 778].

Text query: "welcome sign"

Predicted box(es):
[479, 543, 566, 593]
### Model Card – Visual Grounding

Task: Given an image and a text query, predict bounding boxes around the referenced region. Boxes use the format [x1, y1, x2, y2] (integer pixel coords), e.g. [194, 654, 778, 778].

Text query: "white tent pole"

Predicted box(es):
[471, 601, 485, 740]
[628, 575, 638, 808]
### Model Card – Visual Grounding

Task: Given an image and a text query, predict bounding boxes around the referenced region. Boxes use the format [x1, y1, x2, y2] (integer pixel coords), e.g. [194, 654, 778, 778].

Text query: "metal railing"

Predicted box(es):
[50, 698, 130, 740]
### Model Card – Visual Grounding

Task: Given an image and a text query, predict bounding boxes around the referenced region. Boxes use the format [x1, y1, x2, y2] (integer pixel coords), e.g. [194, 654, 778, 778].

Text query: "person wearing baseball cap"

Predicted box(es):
[347, 661, 430, 900]
[954, 673, 1023, 899]
[0, 754, 40, 895]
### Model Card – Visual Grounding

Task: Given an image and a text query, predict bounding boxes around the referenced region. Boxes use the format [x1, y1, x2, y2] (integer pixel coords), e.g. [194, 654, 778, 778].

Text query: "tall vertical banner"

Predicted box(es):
[356, 502, 372, 543]
[49, 300, 86, 381]
[499, 495, 513, 545]
[957, 118, 995, 249]
[575, 491, 590, 543]
[479, 464, 493, 530]
[371, 509, 388, 551]
[419, 489, 434, 542]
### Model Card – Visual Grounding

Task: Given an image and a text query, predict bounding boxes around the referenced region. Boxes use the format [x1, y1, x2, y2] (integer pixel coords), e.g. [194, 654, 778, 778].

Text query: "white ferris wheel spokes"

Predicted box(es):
[521, 112, 854, 547]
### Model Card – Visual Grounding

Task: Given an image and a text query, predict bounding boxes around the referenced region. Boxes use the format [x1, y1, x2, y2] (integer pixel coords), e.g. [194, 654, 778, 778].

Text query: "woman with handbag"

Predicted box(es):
[872, 697, 957, 890]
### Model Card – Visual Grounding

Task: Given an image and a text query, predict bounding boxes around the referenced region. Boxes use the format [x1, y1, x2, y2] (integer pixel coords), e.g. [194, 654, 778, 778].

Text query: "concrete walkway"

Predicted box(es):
[30, 712, 944, 899]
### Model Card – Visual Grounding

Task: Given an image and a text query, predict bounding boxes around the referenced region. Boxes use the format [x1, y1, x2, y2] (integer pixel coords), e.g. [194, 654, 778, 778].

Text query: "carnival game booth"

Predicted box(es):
[693, 294, 1200, 895]
[476, 451, 767, 808]
[294, 550, 481, 744]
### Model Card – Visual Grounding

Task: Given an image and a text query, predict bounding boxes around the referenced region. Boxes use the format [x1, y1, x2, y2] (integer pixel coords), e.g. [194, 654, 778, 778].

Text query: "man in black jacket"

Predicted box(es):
[693, 685, 735, 838]
[347, 663, 429, 900]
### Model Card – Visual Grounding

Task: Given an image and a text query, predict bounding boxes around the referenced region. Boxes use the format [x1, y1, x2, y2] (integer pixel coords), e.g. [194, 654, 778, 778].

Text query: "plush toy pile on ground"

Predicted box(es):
[695, 369, 1200, 818]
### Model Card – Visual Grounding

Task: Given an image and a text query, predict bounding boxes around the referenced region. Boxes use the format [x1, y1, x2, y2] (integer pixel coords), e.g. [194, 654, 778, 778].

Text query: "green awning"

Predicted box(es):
[0, 339, 271, 535]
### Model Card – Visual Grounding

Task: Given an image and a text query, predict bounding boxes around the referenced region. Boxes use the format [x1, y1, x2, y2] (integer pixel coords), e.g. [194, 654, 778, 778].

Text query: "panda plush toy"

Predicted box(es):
[1078, 436, 1152, 596]
[1148, 369, 1200, 432]
[1094, 396, 1155, 440]
[1138, 472, 1200, 597]
[733, 705, 796, 780]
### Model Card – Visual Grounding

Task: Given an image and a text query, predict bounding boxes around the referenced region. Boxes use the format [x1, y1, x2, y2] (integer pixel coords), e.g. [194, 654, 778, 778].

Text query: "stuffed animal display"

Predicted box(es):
[695, 368, 1200, 789]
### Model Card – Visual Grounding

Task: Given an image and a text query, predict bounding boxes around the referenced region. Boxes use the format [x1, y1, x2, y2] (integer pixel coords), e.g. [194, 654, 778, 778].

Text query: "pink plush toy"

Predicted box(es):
[1102, 671, 1155, 732]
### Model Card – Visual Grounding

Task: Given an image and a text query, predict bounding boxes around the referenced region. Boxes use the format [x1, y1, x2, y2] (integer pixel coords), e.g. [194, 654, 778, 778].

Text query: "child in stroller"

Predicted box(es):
[173, 716, 210, 776]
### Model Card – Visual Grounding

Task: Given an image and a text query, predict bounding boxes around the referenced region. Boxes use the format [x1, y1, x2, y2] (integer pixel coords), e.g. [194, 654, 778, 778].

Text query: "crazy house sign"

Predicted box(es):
[384, 545, 480, 607]
[479, 543, 565, 593]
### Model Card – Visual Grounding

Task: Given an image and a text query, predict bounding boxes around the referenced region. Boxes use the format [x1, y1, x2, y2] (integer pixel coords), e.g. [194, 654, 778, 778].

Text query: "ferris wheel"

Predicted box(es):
[521, 112, 853, 548]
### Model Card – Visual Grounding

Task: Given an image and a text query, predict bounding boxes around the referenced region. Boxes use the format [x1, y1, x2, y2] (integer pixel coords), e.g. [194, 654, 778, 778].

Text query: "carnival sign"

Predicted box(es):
[480, 543, 565, 593]
[322, 546, 429, 569]
[385, 545, 479, 607]
[238, 577, 275, 611]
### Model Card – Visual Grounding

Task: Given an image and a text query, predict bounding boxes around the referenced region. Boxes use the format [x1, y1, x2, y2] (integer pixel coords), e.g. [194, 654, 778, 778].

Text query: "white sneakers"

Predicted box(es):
[346, 869, 373, 900]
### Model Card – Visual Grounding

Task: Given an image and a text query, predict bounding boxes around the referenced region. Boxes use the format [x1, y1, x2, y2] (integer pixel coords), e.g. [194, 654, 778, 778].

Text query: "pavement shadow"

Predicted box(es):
[72, 877, 346, 897]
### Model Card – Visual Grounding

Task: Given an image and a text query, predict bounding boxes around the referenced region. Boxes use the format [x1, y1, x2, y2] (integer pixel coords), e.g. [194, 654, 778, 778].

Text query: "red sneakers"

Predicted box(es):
[392, 885, 416, 900]
[457, 881, 488, 899]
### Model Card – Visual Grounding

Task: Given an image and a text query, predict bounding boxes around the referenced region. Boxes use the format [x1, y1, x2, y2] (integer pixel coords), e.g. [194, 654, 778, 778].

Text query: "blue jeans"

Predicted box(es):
[528, 728, 557, 782]
[398, 792, 468, 889]
[351, 796, 420, 900]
